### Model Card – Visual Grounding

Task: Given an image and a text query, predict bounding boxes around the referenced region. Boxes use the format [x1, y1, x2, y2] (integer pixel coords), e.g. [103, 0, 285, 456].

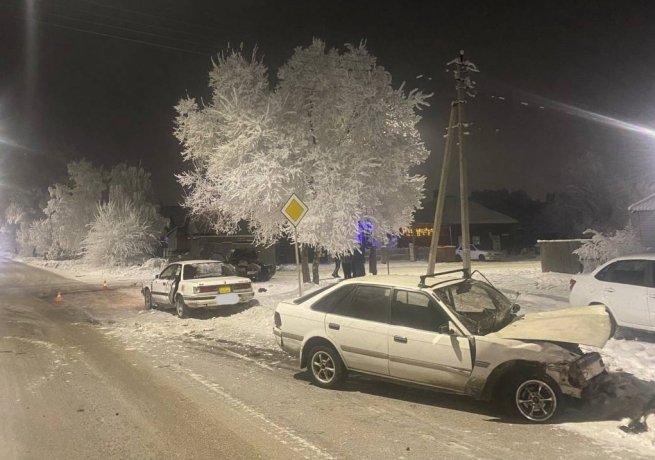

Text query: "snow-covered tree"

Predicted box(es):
[44, 160, 105, 258]
[175, 40, 430, 254]
[83, 200, 162, 266]
[83, 163, 165, 265]
[573, 224, 643, 272]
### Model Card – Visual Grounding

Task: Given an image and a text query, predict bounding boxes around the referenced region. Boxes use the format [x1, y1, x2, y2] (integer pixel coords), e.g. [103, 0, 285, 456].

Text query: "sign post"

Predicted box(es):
[281, 194, 309, 297]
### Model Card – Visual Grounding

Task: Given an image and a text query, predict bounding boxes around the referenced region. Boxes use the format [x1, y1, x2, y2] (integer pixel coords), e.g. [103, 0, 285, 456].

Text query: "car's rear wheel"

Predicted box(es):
[144, 289, 154, 309]
[479, 254, 486, 261]
[176, 295, 190, 319]
[308, 345, 345, 389]
[510, 374, 560, 422]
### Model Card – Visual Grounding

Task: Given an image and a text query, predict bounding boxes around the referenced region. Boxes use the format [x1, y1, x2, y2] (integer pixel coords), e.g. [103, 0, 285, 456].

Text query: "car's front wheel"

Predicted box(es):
[510, 374, 560, 422]
[144, 289, 154, 309]
[176, 295, 190, 319]
[308, 345, 345, 389]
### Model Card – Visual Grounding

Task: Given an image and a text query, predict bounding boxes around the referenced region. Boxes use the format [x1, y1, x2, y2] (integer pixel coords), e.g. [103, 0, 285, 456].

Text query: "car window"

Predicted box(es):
[160, 264, 178, 279]
[331, 285, 390, 323]
[183, 262, 234, 279]
[434, 280, 513, 335]
[391, 290, 449, 332]
[595, 260, 649, 287]
[311, 285, 356, 312]
[294, 283, 340, 305]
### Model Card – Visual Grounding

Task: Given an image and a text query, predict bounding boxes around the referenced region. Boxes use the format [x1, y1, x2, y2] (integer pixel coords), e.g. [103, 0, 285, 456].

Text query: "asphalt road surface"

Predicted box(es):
[0, 259, 647, 459]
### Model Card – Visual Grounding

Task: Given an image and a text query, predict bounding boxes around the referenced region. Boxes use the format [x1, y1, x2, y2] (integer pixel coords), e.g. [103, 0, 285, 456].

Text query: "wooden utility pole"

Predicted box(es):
[427, 50, 478, 275]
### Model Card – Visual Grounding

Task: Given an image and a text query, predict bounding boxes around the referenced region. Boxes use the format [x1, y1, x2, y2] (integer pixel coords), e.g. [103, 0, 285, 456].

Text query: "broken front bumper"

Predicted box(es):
[568, 352, 605, 388]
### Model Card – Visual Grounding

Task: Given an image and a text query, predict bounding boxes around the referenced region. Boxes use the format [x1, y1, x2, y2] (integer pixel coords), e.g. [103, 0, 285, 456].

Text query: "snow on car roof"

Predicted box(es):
[338, 274, 464, 289]
[178, 259, 225, 265]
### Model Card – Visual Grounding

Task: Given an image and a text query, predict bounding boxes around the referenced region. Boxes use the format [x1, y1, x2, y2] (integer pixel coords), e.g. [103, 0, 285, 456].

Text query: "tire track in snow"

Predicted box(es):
[178, 366, 335, 460]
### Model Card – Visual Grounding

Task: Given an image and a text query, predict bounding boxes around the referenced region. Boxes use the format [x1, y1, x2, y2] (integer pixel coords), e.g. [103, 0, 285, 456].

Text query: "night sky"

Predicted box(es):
[2, 0, 655, 207]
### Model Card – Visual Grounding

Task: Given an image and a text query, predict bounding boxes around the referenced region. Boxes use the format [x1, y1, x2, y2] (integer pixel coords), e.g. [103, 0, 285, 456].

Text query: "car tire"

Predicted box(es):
[307, 345, 345, 389]
[144, 288, 155, 309]
[508, 373, 561, 422]
[176, 295, 190, 319]
[455, 255, 462, 262]
[479, 254, 486, 261]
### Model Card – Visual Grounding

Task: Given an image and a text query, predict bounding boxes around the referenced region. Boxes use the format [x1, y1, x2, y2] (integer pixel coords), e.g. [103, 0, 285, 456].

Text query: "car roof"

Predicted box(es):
[337, 275, 464, 290]
[169, 259, 224, 266]
[602, 253, 655, 263]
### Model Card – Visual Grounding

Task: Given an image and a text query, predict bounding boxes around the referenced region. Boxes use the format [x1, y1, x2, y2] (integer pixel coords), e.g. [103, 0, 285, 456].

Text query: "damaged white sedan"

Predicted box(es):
[273, 269, 613, 422]
[142, 260, 255, 318]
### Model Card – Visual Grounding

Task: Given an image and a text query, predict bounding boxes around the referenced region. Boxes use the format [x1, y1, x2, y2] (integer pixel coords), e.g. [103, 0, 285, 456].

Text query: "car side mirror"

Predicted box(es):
[511, 303, 521, 314]
[438, 321, 457, 335]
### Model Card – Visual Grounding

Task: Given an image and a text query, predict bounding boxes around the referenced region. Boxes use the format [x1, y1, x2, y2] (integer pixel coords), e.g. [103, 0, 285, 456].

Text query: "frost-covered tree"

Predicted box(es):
[175, 40, 430, 254]
[3, 188, 48, 256]
[44, 160, 105, 258]
[83, 163, 165, 265]
[573, 224, 643, 272]
[83, 200, 161, 266]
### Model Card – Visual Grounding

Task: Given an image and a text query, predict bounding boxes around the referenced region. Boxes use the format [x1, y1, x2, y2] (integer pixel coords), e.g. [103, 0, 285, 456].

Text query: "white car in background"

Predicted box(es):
[274, 270, 612, 422]
[569, 254, 655, 333]
[455, 244, 505, 261]
[142, 259, 255, 318]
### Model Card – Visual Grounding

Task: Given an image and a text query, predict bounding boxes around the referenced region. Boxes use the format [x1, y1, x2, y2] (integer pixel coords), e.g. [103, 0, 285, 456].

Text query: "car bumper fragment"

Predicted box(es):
[185, 291, 255, 308]
[567, 352, 605, 388]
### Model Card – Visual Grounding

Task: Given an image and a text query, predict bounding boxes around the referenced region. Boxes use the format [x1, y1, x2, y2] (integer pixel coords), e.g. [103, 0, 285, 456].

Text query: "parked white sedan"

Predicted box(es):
[570, 254, 655, 333]
[274, 270, 612, 422]
[142, 259, 255, 318]
[455, 244, 505, 261]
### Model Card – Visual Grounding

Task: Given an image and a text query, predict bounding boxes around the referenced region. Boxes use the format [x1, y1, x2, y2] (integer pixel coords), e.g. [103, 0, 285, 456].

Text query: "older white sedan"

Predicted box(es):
[142, 259, 255, 318]
[274, 270, 612, 422]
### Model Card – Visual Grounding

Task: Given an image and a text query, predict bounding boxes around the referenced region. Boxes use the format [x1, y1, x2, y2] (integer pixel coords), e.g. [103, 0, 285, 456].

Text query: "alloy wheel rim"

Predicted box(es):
[311, 351, 336, 384]
[516, 379, 557, 421]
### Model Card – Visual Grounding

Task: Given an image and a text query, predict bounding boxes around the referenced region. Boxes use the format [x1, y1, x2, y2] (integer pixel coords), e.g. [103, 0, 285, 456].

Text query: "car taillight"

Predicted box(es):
[569, 279, 576, 291]
[274, 312, 282, 328]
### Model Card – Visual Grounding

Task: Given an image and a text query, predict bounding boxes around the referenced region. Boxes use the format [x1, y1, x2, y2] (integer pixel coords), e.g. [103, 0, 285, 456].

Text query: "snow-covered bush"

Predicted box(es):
[83, 200, 163, 266]
[174, 40, 430, 254]
[573, 224, 643, 272]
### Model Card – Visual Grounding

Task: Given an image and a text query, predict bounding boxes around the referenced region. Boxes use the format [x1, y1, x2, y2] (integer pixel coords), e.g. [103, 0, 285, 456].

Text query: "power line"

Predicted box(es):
[69, 0, 223, 35]
[42, 11, 218, 50]
[13, 14, 211, 57]
[49, 0, 225, 44]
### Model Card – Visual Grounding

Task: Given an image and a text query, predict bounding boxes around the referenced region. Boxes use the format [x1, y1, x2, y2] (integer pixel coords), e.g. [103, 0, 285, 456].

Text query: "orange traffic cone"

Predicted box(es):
[55, 292, 63, 303]
[102, 280, 108, 289]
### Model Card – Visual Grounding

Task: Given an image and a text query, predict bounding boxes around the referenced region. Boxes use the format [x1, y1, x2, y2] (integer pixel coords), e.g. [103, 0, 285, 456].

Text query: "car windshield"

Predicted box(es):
[433, 279, 514, 335]
[183, 262, 236, 280]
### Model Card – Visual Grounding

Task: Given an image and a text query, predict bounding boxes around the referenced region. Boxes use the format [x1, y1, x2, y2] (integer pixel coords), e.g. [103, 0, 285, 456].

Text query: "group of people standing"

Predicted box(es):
[332, 248, 373, 279]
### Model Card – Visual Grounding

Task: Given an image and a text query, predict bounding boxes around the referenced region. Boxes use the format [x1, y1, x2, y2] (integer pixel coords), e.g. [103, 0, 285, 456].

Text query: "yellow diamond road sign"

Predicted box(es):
[282, 194, 308, 227]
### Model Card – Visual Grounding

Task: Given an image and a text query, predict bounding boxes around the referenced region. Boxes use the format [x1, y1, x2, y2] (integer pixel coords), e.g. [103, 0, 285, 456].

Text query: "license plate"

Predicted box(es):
[218, 286, 232, 294]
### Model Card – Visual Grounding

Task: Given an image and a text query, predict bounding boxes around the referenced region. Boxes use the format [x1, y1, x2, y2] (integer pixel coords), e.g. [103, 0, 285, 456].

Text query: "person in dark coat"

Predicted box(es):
[352, 248, 366, 277]
[332, 255, 341, 278]
[342, 253, 353, 279]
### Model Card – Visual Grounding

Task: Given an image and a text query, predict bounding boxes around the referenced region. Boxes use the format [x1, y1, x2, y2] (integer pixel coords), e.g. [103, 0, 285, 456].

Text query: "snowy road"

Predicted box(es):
[0, 259, 652, 459]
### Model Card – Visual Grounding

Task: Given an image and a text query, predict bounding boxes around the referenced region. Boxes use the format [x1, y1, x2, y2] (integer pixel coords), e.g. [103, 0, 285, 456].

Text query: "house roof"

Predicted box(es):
[414, 195, 519, 225]
[628, 192, 655, 212]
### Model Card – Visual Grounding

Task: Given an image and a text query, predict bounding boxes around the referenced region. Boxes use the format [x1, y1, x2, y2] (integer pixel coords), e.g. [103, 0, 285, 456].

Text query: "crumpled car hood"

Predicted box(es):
[488, 305, 612, 348]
